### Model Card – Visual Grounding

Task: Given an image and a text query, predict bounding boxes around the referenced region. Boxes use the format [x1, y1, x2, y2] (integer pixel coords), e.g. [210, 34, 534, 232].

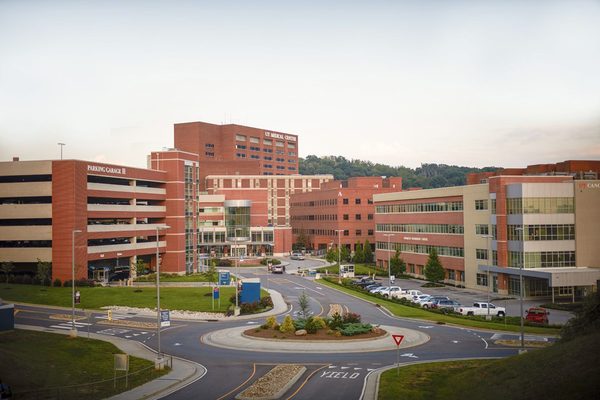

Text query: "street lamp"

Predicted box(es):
[514, 226, 525, 353]
[383, 233, 395, 285]
[335, 229, 343, 284]
[58, 142, 65, 160]
[71, 229, 82, 337]
[480, 234, 493, 320]
[155, 225, 170, 364]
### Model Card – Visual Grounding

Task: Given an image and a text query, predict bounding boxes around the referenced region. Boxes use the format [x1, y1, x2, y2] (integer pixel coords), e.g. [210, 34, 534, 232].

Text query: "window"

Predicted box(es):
[250, 137, 259, 143]
[276, 157, 284, 162]
[288, 152, 296, 157]
[343, 214, 349, 220]
[368, 229, 374, 235]
[276, 150, 284, 155]
[249, 146, 260, 151]
[355, 214, 361, 220]
[288, 167, 296, 171]
[476, 273, 489, 286]
[491, 199, 496, 214]
[343, 198, 349, 205]
[263, 148, 273, 153]
[343, 230, 349, 236]
[263, 139, 272, 146]
[288, 142, 296, 149]
[508, 224, 575, 241]
[264, 156, 272, 160]
[375, 223, 464, 234]
[355, 198, 361, 204]
[236, 134, 246, 141]
[236, 144, 246, 149]
[236, 153, 246, 158]
[475, 224, 489, 235]
[475, 200, 488, 210]
[288, 159, 295, 163]
[264, 164, 272, 168]
[205, 152, 214, 157]
[507, 197, 574, 214]
[375, 201, 463, 213]
[205, 143, 214, 148]
[250, 155, 260, 159]
[356, 230, 362, 236]
[367, 214, 373, 220]
[276, 166, 285, 170]
[476, 249, 488, 260]
[275, 141, 284, 147]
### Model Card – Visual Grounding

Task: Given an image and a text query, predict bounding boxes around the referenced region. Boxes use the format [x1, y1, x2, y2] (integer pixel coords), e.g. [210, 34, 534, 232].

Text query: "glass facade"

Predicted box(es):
[507, 224, 575, 241]
[506, 197, 574, 214]
[377, 241, 464, 257]
[508, 251, 576, 268]
[376, 201, 463, 214]
[376, 223, 464, 234]
[225, 204, 251, 241]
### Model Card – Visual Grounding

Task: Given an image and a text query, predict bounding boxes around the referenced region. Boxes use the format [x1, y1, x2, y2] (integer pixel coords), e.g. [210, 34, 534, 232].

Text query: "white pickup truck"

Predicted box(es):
[457, 302, 506, 317]
[396, 289, 424, 301]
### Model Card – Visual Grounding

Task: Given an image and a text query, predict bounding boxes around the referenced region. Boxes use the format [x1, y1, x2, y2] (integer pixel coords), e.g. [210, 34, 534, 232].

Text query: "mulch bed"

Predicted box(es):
[244, 327, 387, 341]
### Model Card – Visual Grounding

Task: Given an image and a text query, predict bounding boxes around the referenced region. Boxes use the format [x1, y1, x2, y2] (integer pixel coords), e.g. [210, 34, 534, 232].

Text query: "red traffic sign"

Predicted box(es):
[392, 334, 405, 346]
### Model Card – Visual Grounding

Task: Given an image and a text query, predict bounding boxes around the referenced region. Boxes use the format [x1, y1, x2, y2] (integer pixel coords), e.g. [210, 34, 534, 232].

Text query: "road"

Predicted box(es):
[14, 257, 556, 399]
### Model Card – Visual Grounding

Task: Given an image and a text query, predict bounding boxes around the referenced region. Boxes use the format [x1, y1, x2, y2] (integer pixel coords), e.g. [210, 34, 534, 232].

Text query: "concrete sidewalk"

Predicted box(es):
[16, 324, 206, 400]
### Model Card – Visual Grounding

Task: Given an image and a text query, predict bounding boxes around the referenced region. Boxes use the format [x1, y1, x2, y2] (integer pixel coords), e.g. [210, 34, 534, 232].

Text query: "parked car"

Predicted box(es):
[413, 294, 431, 304]
[354, 279, 377, 288]
[526, 307, 550, 325]
[431, 299, 461, 311]
[379, 286, 404, 298]
[290, 252, 305, 260]
[420, 296, 450, 308]
[457, 302, 506, 317]
[396, 289, 424, 301]
[370, 286, 389, 294]
[364, 283, 382, 291]
[271, 265, 284, 274]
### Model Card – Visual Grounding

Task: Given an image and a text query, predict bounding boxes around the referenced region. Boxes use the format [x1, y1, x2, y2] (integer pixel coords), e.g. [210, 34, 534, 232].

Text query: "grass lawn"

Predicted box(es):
[318, 279, 561, 334]
[0, 284, 236, 312]
[0, 329, 168, 399]
[134, 272, 212, 282]
[379, 331, 600, 400]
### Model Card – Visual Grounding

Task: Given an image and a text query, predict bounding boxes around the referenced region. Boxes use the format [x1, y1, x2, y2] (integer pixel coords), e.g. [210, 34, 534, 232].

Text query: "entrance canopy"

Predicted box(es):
[478, 265, 600, 288]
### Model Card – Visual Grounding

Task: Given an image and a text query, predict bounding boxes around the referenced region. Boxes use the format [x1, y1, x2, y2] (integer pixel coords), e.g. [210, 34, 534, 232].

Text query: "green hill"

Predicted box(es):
[299, 155, 498, 189]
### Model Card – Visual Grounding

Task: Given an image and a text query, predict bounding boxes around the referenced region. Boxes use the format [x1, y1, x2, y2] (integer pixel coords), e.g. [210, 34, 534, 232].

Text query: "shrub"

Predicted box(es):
[240, 301, 259, 314]
[339, 323, 373, 336]
[328, 312, 344, 330]
[259, 296, 273, 309]
[53, 278, 62, 287]
[265, 316, 277, 329]
[304, 317, 319, 334]
[312, 316, 327, 330]
[63, 279, 73, 287]
[260, 258, 281, 266]
[215, 258, 233, 267]
[77, 279, 96, 287]
[293, 319, 307, 330]
[343, 312, 361, 324]
[279, 315, 295, 333]
[22, 275, 32, 285]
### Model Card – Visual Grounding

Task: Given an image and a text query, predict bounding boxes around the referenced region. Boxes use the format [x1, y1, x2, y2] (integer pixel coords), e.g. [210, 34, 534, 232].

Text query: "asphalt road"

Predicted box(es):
[14, 259, 558, 399]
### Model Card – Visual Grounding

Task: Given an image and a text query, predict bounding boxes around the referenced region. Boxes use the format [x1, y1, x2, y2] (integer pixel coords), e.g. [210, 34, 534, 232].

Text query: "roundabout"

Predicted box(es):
[201, 324, 430, 353]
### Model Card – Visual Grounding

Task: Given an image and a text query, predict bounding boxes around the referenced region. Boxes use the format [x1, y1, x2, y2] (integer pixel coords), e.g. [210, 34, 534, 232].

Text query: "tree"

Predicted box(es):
[424, 248, 445, 283]
[363, 240, 373, 264]
[325, 248, 338, 263]
[135, 259, 148, 276]
[294, 231, 310, 251]
[36, 259, 52, 286]
[298, 291, 311, 320]
[206, 262, 218, 284]
[340, 245, 351, 263]
[353, 242, 364, 263]
[1, 261, 14, 284]
[390, 249, 406, 276]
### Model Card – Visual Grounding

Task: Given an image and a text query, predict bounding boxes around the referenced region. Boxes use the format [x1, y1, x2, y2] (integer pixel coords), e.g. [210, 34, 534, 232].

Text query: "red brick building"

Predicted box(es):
[174, 121, 300, 188]
[290, 177, 402, 253]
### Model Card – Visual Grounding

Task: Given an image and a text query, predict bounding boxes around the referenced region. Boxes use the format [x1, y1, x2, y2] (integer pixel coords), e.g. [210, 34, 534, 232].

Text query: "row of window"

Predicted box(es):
[293, 228, 374, 236]
[235, 134, 296, 149]
[291, 214, 338, 221]
[508, 251, 576, 268]
[505, 197, 574, 214]
[507, 224, 575, 241]
[475, 199, 488, 210]
[376, 223, 464, 234]
[376, 201, 463, 214]
[199, 231, 274, 243]
[291, 199, 338, 207]
[377, 241, 464, 258]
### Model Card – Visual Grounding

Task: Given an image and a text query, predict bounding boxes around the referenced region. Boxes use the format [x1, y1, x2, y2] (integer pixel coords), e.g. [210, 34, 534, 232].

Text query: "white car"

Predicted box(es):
[370, 286, 389, 294]
[290, 252, 305, 260]
[413, 294, 431, 304]
[379, 286, 403, 298]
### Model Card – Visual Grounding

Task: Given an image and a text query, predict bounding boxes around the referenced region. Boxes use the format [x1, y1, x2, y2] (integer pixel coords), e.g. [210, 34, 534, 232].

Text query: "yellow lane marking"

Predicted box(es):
[216, 363, 256, 400]
[285, 364, 330, 400]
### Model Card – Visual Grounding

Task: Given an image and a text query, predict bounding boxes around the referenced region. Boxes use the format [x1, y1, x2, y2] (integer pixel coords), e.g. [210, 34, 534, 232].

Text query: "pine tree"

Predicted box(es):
[353, 242, 364, 263]
[363, 240, 373, 264]
[390, 249, 406, 276]
[424, 248, 445, 283]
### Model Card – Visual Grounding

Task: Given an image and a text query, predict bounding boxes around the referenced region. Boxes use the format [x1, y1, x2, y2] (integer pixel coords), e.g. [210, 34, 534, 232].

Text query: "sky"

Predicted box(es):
[1, 0, 599, 169]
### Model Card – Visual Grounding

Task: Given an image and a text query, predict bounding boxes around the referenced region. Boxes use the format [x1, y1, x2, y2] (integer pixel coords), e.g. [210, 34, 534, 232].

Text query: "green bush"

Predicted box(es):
[343, 312, 361, 324]
[279, 315, 295, 333]
[259, 296, 273, 309]
[328, 312, 344, 330]
[313, 316, 327, 330]
[240, 301, 259, 314]
[264, 316, 277, 329]
[22, 275, 32, 285]
[340, 323, 373, 336]
[260, 258, 281, 266]
[293, 319, 307, 330]
[53, 278, 62, 287]
[304, 317, 319, 334]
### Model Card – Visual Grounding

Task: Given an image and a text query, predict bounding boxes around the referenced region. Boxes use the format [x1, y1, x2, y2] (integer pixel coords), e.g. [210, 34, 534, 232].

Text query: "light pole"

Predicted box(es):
[71, 229, 82, 337]
[155, 225, 170, 364]
[58, 142, 65, 160]
[234, 227, 243, 314]
[514, 226, 525, 353]
[335, 229, 343, 283]
[384, 233, 395, 285]
[481, 234, 493, 320]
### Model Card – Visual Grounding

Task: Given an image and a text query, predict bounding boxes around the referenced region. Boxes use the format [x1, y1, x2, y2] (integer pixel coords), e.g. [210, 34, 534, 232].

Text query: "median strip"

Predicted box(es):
[235, 365, 306, 400]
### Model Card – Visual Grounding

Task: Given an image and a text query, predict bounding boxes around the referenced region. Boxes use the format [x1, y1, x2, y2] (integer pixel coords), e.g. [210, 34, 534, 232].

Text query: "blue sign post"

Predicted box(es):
[160, 310, 170, 328]
[212, 287, 220, 310]
[219, 271, 231, 286]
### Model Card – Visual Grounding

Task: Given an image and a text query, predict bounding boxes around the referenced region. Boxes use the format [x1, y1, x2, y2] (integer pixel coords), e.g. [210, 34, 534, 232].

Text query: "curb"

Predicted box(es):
[360, 357, 504, 400]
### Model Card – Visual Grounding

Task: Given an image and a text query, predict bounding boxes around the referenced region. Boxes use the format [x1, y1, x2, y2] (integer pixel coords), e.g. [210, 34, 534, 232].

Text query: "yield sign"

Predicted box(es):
[392, 334, 405, 346]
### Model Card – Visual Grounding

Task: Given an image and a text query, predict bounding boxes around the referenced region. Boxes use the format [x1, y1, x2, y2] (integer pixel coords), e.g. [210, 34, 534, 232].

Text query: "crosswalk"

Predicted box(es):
[95, 313, 133, 321]
[49, 321, 92, 330]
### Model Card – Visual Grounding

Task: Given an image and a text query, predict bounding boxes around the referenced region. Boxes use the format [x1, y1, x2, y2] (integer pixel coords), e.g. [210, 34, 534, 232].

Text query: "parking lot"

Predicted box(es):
[352, 275, 574, 325]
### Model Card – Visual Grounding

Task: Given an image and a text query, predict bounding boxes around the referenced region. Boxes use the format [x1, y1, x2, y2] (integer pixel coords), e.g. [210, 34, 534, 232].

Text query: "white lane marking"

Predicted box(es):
[482, 337, 489, 349]
[49, 325, 75, 330]
[452, 340, 459, 344]
[247, 321, 258, 324]
[174, 343, 182, 346]
[328, 366, 337, 369]
[401, 353, 419, 359]
[316, 287, 322, 290]
[340, 366, 349, 370]
[418, 326, 433, 329]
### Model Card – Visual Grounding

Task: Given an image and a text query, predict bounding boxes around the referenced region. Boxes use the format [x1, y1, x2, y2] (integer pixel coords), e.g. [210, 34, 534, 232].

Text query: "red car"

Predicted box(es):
[525, 307, 550, 325]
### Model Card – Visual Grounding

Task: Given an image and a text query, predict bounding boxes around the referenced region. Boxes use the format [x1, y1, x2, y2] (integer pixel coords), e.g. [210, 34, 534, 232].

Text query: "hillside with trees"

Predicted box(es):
[299, 155, 498, 189]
